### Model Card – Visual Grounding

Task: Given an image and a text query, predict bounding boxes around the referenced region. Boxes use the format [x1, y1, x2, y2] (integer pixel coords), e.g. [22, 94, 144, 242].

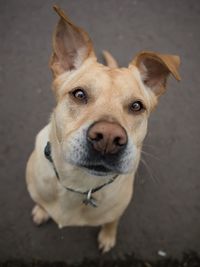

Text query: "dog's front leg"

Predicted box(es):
[32, 204, 50, 226]
[98, 219, 119, 253]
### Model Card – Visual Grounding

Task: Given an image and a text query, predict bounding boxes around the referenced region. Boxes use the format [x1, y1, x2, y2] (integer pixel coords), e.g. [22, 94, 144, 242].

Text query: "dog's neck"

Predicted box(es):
[44, 141, 119, 207]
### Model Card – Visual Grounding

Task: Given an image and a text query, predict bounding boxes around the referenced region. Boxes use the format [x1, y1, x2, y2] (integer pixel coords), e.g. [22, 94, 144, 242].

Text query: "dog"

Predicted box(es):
[26, 5, 181, 253]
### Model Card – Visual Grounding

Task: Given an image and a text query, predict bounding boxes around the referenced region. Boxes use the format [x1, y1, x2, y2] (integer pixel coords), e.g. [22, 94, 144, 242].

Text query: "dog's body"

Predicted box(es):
[27, 123, 135, 227]
[26, 6, 180, 252]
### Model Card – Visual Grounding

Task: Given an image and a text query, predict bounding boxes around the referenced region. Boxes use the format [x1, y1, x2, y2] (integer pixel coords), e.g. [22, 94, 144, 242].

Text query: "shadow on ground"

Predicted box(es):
[1, 252, 200, 267]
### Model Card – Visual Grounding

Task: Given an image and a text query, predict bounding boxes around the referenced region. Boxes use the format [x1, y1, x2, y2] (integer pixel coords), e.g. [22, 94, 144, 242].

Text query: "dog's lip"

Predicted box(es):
[81, 164, 116, 177]
[81, 164, 112, 173]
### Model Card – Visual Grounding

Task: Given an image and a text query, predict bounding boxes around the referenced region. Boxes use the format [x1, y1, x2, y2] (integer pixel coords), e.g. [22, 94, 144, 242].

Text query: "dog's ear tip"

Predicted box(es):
[53, 4, 60, 13]
[176, 72, 181, 81]
[173, 75, 181, 82]
[52, 5, 68, 21]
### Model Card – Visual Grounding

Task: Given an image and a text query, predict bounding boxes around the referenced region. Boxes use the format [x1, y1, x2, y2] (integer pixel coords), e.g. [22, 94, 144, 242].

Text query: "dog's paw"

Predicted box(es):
[31, 205, 50, 225]
[98, 227, 116, 253]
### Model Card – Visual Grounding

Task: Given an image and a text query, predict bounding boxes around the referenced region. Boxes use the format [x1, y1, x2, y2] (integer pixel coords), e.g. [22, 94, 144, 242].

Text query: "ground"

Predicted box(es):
[1, 253, 200, 267]
[0, 0, 200, 266]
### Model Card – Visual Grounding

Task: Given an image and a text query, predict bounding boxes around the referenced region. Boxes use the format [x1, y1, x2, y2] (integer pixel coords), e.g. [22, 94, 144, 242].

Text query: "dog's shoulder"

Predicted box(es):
[35, 124, 51, 154]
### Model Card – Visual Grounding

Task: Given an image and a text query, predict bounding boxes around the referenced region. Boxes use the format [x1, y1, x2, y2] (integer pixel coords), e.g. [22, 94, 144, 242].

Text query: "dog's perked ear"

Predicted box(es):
[50, 5, 95, 77]
[131, 51, 181, 97]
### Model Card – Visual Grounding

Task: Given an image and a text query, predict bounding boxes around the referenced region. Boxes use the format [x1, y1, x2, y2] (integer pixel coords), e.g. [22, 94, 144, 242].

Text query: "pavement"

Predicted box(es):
[0, 0, 200, 265]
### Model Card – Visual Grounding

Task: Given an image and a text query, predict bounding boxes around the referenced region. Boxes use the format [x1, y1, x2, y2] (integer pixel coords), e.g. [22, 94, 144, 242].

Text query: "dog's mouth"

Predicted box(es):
[80, 164, 114, 176]
[84, 164, 110, 172]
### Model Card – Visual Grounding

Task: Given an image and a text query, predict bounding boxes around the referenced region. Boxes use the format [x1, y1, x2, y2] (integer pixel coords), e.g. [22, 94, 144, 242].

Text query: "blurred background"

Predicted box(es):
[0, 0, 200, 264]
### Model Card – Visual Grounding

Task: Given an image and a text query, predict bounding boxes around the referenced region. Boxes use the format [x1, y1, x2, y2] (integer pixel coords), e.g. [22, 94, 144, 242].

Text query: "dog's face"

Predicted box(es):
[50, 6, 180, 177]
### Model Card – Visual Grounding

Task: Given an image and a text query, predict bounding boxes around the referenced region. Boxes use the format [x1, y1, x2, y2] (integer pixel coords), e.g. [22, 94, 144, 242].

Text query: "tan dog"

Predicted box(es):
[26, 6, 181, 253]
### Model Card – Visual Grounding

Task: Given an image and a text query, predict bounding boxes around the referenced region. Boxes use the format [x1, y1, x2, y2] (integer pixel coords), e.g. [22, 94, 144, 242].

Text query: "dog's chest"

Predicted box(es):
[42, 176, 133, 228]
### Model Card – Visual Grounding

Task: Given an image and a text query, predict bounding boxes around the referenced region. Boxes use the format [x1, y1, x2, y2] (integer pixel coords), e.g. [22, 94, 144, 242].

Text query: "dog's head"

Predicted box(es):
[50, 6, 180, 177]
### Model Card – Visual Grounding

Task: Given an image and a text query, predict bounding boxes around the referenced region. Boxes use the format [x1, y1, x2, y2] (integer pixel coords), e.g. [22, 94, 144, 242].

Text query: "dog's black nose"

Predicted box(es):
[87, 121, 127, 155]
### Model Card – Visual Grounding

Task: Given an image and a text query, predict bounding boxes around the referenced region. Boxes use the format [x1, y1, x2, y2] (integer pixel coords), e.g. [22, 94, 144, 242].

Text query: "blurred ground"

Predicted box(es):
[0, 0, 200, 266]
[1, 252, 200, 267]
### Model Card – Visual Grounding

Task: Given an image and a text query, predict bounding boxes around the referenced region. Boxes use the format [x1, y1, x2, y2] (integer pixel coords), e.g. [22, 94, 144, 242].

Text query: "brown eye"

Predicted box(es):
[130, 101, 144, 112]
[71, 88, 88, 103]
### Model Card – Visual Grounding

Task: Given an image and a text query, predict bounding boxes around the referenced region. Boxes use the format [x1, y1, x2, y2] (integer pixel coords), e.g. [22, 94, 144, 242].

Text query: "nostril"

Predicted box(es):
[114, 136, 126, 147]
[95, 133, 103, 141]
[89, 132, 103, 142]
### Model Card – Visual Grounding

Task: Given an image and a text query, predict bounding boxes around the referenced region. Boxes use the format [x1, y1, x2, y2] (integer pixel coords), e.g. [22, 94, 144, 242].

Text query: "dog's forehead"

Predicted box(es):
[72, 63, 143, 96]
[56, 59, 148, 104]
[108, 67, 141, 93]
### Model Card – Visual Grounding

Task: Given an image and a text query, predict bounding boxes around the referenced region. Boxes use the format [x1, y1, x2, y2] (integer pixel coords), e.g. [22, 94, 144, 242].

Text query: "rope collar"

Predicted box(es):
[44, 141, 118, 207]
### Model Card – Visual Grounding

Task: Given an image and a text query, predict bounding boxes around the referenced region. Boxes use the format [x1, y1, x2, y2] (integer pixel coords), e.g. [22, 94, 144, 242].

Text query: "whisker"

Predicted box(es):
[142, 143, 156, 149]
[141, 150, 160, 161]
[140, 158, 159, 184]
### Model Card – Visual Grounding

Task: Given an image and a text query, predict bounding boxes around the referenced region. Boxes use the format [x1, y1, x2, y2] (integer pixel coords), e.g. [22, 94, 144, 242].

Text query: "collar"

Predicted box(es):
[44, 141, 118, 207]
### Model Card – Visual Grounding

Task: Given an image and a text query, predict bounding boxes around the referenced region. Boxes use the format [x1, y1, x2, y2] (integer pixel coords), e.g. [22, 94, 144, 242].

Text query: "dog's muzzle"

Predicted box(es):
[66, 121, 134, 176]
[79, 121, 128, 176]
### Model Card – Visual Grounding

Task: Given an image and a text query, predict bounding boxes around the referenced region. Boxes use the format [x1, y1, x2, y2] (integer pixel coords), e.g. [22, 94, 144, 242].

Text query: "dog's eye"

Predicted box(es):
[71, 88, 88, 103]
[130, 101, 144, 113]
